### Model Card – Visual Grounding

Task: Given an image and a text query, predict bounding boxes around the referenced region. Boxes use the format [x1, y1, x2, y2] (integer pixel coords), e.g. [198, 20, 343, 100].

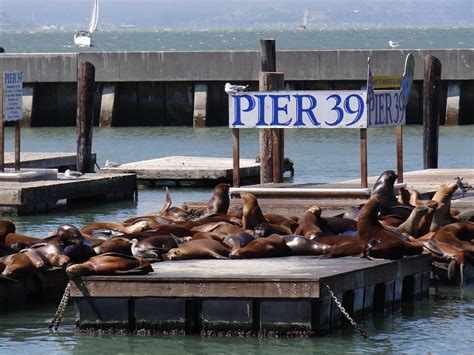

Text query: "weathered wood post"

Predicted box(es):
[259, 39, 284, 183]
[76, 61, 96, 173]
[232, 128, 240, 187]
[15, 121, 20, 171]
[423, 55, 442, 169]
[0, 76, 4, 172]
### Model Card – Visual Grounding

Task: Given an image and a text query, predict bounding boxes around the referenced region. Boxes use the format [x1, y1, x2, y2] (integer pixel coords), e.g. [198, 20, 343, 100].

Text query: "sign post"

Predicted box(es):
[0, 71, 23, 172]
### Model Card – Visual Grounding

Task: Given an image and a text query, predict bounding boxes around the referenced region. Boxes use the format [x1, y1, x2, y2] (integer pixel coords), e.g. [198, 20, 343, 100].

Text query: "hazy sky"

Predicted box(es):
[1, 0, 473, 29]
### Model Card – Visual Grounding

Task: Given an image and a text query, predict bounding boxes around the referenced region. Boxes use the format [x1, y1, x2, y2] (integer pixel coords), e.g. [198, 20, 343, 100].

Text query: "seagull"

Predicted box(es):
[388, 40, 400, 48]
[64, 169, 83, 179]
[130, 238, 161, 262]
[224, 83, 249, 95]
[105, 159, 121, 168]
[455, 176, 472, 197]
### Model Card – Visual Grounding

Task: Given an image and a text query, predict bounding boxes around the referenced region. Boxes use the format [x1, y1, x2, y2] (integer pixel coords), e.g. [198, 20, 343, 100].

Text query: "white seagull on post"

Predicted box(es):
[388, 40, 400, 48]
[225, 83, 249, 95]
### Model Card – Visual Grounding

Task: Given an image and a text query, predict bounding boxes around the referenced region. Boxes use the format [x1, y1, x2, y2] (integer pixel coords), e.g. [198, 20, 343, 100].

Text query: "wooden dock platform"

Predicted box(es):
[0, 172, 136, 215]
[3, 152, 96, 171]
[100, 156, 260, 187]
[184, 168, 474, 215]
[70, 255, 431, 335]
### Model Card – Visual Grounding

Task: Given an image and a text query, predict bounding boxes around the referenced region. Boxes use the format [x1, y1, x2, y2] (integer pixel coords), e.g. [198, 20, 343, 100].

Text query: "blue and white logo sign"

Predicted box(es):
[228, 54, 414, 129]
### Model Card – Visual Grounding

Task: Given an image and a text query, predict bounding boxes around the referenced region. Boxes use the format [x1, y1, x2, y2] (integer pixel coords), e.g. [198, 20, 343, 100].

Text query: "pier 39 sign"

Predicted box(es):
[229, 54, 414, 129]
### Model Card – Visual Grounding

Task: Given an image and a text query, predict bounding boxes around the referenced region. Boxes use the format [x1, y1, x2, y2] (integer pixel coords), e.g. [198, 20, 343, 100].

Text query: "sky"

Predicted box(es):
[0, 0, 473, 29]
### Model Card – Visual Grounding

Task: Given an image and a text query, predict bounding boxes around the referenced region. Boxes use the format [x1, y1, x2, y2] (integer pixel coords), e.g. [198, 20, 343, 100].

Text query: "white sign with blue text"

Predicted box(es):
[2, 71, 23, 122]
[228, 54, 414, 129]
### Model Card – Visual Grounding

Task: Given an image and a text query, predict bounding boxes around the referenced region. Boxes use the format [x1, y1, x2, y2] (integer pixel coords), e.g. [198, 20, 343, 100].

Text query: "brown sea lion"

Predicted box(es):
[229, 234, 292, 259]
[342, 206, 360, 221]
[93, 237, 133, 255]
[20, 248, 47, 269]
[396, 205, 433, 237]
[66, 253, 153, 277]
[254, 223, 292, 237]
[167, 240, 230, 260]
[63, 242, 96, 263]
[430, 182, 458, 231]
[328, 240, 364, 257]
[80, 221, 149, 236]
[294, 206, 323, 237]
[57, 224, 84, 246]
[438, 222, 474, 242]
[241, 192, 268, 230]
[409, 189, 425, 206]
[203, 183, 230, 216]
[358, 195, 423, 260]
[3, 233, 42, 248]
[282, 235, 330, 255]
[264, 214, 299, 230]
[159, 187, 193, 221]
[32, 243, 70, 267]
[222, 233, 255, 251]
[0, 220, 16, 242]
[415, 201, 438, 237]
[397, 186, 412, 205]
[0, 253, 36, 280]
[190, 232, 226, 242]
[123, 215, 172, 228]
[372, 170, 414, 219]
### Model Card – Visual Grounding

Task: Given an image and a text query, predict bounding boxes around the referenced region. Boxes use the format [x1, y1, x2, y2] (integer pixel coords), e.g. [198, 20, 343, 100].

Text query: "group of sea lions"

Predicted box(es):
[0, 171, 472, 285]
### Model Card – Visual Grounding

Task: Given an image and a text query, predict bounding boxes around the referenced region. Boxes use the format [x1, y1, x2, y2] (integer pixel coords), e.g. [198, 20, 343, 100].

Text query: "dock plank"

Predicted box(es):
[3, 152, 96, 170]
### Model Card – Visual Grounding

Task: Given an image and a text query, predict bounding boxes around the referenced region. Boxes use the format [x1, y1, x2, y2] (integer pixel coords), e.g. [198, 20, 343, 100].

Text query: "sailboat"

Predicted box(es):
[74, 0, 100, 47]
[299, 9, 309, 29]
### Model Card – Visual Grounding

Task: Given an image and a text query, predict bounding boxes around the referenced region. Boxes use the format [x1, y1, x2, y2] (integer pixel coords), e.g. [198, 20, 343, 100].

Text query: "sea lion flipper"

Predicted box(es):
[447, 259, 457, 280]
[207, 251, 229, 259]
[162, 187, 172, 212]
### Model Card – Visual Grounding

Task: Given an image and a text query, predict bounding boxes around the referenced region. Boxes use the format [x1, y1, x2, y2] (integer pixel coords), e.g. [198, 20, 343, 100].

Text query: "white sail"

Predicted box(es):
[300, 9, 309, 29]
[88, 0, 100, 33]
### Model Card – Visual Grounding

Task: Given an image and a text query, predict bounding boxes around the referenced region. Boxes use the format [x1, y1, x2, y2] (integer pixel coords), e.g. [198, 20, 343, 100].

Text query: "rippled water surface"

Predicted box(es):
[0, 125, 473, 354]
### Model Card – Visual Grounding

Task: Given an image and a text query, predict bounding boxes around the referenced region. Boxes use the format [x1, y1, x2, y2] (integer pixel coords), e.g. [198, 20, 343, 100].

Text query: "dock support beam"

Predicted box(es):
[423, 55, 442, 169]
[21, 84, 34, 127]
[193, 83, 208, 127]
[76, 61, 96, 173]
[445, 81, 460, 125]
[99, 84, 116, 127]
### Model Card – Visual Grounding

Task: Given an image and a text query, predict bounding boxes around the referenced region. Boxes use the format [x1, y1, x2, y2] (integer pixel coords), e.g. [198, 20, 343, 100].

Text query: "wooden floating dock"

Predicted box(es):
[100, 156, 260, 187]
[3, 152, 96, 171]
[70, 255, 431, 335]
[0, 268, 68, 312]
[0, 172, 137, 215]
[184, 169, 474, 215]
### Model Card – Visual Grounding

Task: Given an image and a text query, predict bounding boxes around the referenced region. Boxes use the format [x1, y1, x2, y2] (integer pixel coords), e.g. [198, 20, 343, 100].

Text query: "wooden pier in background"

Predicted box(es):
[70, 254, 431, 335]
[3, 152, 96, 171]
[100, 156, 260, 187]
[184, 168, 474, 215]
[0, 172, 136, 215]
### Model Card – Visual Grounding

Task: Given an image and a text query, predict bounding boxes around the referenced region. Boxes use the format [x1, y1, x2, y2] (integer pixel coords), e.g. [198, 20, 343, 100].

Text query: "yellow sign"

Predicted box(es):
[373, 75, 402, 89]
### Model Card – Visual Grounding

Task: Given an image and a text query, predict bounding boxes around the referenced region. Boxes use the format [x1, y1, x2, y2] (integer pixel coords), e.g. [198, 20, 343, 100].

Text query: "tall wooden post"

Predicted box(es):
[15, 121, 20, 171]
[259, 39, 284, 183]
[423, 55, 442, 169]
[232, 128, 240, 187]
[396, 126, 403, 183]
[76, 61, 96, 174]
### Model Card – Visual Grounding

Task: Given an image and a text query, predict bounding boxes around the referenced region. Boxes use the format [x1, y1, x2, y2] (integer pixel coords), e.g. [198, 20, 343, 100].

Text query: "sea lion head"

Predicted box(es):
[125, 221, 150, 234]
[308, 206, 322, 216]
[167, 248, 183, 261]
[372, 170, 398, 195]
[0, 220, 16, 240]
[57, 224, 83, 247]
[66, 262, 93, 277]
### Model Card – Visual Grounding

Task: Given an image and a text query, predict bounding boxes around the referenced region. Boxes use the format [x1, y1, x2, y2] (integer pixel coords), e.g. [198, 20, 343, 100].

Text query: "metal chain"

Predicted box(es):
[323, 282, 369, 339]
[49, 281, 71, 331]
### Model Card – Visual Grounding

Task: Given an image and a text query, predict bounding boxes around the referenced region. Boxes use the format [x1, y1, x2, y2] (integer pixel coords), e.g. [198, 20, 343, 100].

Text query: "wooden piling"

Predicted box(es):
[232, 128, 240, 187]
[360, 128, 368, 188]
[76, 61, 96, 174]
[14, 121, 20, 171]
[396, 126, 403, 183]
[423, 55, 442, 169]
[0, 75, 4, 172]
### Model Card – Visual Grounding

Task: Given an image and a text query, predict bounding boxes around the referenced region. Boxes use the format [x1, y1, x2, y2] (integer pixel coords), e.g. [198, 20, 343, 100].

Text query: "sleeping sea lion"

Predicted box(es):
[358, 195, 423, 260]
[190, 232, 226, 242]
[294, 206, 323, 237]
[282, 235, 330, 255]
[81, 221, 149, 236]
[66, 253, 153, 277]
[0, 253, 36, 280]
[93, 237, 133, 255]
[229, 234, 292, 259]
[254, 223, 292, 237]
[31, 243, 70, 267]
[167, 239, 230, 260]
[222, 233, 255, 251]
[241, 192, 268, 230]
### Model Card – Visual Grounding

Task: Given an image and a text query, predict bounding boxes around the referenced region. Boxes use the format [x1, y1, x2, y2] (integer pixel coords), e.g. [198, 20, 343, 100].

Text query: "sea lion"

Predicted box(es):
[134, 235, 181, 255]
[397, 186, 412, 205]
[0, 220, 16, 241]
[3, 233, 42, 248]
[31, 243, 70, 268]
[90, 229, 125, 240]
[20, 248, 47, 269]
[254, 223, 292, 237]
[263, 214, 299, 231]
[430, 182, 459, 231]
[0, 253, 36, 280]
[81, 221, 149, 236]
[396, 205, 433, 237]
[282, 235, 330, 255]
[222, 233, 255, 251]
[159, 187, 194, 221]
[294, 206, 323, 237]
[456, 209, 474, 222]
[342, 206, 360, 221]
[203, 183, 230, 216]
[167, 239, 230, 260]
[229, 234, 292, 259]
[123, 215, 172, 228]
[93, 237, 133, 255]
[66, 253, 153, 277]
[63, 242, 96, 263]
[241, 192, 268, 230]
[358, 195, 423, 260]
[57, 224, 84, 246]
[434, 222, 474, 244]
[372, 170, 414, 219]
[190, 232, 226, 242]
[409, 189, 425, 206]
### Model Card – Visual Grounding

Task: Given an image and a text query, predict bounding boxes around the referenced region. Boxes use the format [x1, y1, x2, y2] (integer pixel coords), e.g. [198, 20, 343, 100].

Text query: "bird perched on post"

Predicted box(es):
[388, 40, 400, 48]
[64, 169, 83, 179]
[225, 83, 249, 95]
[455, 176, 472, 197]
